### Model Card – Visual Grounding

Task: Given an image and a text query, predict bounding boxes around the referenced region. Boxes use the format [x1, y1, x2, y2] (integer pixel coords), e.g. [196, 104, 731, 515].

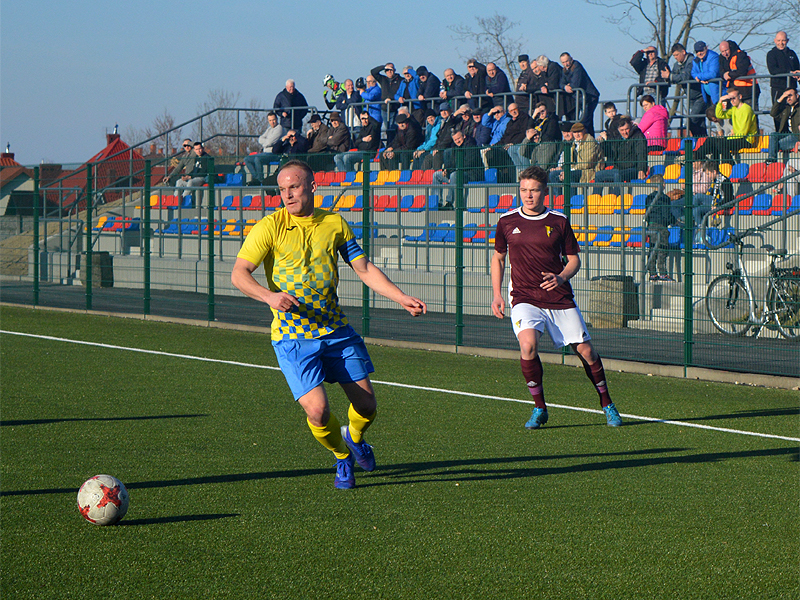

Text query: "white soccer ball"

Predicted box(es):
[77, 474, 129, 525]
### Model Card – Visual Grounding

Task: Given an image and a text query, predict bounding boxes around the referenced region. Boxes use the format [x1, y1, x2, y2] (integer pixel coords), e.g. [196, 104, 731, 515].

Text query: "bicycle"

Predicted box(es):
[705, 227, 800, 340]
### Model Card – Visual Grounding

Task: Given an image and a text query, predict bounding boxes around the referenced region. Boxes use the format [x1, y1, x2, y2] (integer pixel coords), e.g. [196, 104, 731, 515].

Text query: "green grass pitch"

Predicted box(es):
[1, 306, 798, 599]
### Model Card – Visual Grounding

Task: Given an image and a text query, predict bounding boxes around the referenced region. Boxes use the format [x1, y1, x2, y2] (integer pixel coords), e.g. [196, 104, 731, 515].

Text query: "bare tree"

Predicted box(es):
[585, 0, 787, 56]
[448, 13, 526, 86]
[125, 109, 182, 156]
[192, 89, 270, 156]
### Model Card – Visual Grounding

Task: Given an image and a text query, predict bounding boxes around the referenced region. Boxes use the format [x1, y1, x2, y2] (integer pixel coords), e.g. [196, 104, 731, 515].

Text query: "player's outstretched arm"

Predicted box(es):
[490, 251, 507, 319]
[349, 257, 426, 316]
[231, 257, 300, 312]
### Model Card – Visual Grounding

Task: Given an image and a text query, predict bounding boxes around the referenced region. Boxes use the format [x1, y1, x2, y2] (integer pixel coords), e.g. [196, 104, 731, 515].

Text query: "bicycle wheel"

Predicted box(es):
[769, 279, 800, 341]
[706, 275, 752, 336]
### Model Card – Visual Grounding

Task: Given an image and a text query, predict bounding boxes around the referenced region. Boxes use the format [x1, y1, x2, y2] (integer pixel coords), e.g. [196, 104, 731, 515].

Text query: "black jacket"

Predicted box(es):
[630, 50, 670, 101]
[273, 135, 310, 155]
[353, 117, 382, 152]
[371, 65, 402, 112]
[500, 114, 533, 145]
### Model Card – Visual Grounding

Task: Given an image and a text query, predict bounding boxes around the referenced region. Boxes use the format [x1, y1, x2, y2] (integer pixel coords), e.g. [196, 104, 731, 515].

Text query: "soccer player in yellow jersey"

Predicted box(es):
[231, 160, 426, 489]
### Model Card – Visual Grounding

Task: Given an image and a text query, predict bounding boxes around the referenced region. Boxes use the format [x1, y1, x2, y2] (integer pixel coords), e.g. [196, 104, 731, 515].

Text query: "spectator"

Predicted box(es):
[593, 116, 648, 195]
[472, 109, 492, 146]
[334, 112, 381, 173]
[396, 66, 424, 124]
[559, 53, 600, 135]
[335, 79, 363, 129]
[637, 94, 669, 152]
[360, 75, 383, 124]
[508, 102, 561, 171]
[244, 112, 284, 186]
[305, 114, 330, 171]
[464, 59, 492, 115]
[323, 112, 351, 172]
[691, 41, 721, 106]
[432, 129, 484, 208]
[162, 138, 195, 186]
[416, 66, 442, 112]
[439, 68, 467, 106]
[766, 31, 800, 130]
[547, 122, 575, 189]
[719, 40, 759, 110]
[175, 142, 210, 206]
[371, 62, 402, 133]
[767, 89, 800, 163]
[630, 46, 670, 104]
[479, 105, 512, 180]
[597, 102, 622, 142]
[683, 160, 733, 233]
[669, 43, 707, 137]
[532, 55, 563, 116]
[643, 175, 678, 281]
[380, 113, 422, 171]
[322, 74, 345, 110]
[415, 102, 458, 170]
[711, 89, 758, 163]
[515, 54, 536, 114]
[548, 122, 601, 190]
[486, 62, 511, 108]
[272, 129, 310, 157]
[453, 104, 476, 139]
[412, 110, 441, 164]
[273, 79, 309, 130]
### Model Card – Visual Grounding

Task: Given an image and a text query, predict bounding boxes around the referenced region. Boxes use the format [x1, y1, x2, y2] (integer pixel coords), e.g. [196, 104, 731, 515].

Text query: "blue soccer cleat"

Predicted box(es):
[603, 403, 623, 427]
[525, 407, 549, 429]
[334, 453, 355, 489]
[341, 425, 376, 472]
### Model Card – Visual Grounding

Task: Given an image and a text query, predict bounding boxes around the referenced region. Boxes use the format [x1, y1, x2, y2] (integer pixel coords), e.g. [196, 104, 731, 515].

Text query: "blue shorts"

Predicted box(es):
[272, 325, 374, 401]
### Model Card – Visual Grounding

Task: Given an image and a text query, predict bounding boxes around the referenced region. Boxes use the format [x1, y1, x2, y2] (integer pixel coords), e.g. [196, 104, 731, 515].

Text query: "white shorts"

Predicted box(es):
[510, 303, 591, 348]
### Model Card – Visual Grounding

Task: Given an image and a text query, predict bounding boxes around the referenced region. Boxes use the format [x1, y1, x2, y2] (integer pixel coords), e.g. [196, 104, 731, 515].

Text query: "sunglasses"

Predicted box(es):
[183, 144, 192, 148]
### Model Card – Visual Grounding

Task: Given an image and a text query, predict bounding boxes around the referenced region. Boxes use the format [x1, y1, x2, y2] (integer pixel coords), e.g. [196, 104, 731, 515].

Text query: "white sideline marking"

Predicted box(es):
[3, 330, 799, 443]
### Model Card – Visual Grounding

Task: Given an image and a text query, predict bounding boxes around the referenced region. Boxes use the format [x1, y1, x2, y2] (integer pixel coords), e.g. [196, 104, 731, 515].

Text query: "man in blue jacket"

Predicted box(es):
[691, 41, 721, 105]
[395, 66, 424, 125]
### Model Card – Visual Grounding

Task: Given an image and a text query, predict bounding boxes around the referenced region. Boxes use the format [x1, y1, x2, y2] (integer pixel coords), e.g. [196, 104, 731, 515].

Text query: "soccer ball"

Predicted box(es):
[77, 474, 129, 525]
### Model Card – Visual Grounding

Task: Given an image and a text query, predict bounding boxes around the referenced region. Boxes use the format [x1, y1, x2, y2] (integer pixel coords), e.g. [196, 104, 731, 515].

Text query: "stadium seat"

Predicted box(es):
[729, 163, 749, 182]
[586, 193, 602, 214]
[420, 170, 434, 184]
[751, 193, 774, 215]
[739, 135, 768, 154]
[662, 137, 684, 156]
[385, 195, 399, 212]
[598, 194, 618, 215]
[398, 170, 412, 183]
[481, 194, 500, 213]
[664, 163, 683, 182]
[630, 194, 647, 215]
[765, 162, 785, 183]
[399, 194, 414, 211]
[615, 193, 633, 214]
[567, 194, 585, 213]
[248, 195, 262, 209]
[484, 168, 498, 183]
[770, 194, 787, 216]
[737, 195, 754, 215]
[575, 227, 597, 246]
[494, 194, 514, 213]
[718, 163, 732, 178]
[427, 194, 440, 210]
[548, 194, 564, 211]
[337, 194, 356, 211]
[648, 164, 666, 178]
[410, 195, 426, 212]
[592, 227, 615, 246]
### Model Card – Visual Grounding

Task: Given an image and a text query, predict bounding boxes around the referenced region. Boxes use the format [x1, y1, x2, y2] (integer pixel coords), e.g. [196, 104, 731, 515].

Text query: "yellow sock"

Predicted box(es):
[347, 404, 376, 444]
[307, 414, 349, 459]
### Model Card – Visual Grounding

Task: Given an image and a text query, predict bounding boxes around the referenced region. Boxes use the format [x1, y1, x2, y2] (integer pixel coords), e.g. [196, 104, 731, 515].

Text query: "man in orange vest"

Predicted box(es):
[719, 41, 760, 112]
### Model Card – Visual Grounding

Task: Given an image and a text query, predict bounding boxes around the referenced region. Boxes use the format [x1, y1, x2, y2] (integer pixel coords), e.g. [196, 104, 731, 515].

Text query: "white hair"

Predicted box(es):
[536, 55, 550, 68]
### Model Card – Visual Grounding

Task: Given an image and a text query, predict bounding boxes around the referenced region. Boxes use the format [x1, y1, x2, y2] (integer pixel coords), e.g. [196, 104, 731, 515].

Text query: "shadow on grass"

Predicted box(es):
[116, 513, 239, 526]
[1, 414, 208, 427]
[3, 446, 796, 497]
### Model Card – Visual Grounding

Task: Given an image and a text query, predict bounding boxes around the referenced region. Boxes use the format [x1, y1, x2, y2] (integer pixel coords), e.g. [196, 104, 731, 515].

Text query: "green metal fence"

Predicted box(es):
[2, 142, 798, 378]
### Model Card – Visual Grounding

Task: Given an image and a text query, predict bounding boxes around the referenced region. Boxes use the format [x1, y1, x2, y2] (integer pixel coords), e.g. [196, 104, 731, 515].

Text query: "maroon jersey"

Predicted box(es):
[494, 207, 580, 309]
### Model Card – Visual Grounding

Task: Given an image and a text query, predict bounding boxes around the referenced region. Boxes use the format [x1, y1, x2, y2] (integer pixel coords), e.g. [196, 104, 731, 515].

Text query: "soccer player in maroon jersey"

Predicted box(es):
[491, 165, 623, 428]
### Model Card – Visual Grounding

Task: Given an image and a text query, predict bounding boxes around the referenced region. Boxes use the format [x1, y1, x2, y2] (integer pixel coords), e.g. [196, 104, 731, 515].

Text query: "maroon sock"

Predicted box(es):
[582, 357, 612, 407]
[520, 356, 546, 409]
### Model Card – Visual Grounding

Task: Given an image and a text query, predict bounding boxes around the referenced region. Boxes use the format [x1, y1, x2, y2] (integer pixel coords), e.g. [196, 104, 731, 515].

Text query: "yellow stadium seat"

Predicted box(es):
[586, 194, 602, 214]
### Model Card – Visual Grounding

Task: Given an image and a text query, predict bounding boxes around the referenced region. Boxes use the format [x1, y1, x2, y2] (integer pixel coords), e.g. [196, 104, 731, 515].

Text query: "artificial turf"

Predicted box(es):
[1, 306, 797, 599]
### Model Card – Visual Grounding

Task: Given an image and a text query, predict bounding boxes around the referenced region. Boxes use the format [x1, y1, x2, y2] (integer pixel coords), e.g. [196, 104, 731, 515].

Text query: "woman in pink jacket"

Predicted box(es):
[637, 95, 669, 151]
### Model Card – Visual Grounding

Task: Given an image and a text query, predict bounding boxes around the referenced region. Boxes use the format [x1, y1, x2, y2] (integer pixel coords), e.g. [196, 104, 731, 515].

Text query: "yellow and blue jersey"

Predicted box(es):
[237, 208, 365, 341]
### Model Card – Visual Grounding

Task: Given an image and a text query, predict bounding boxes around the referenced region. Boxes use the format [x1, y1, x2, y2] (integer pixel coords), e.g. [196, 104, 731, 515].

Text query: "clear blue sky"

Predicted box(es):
[0, 0, 786, 166]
